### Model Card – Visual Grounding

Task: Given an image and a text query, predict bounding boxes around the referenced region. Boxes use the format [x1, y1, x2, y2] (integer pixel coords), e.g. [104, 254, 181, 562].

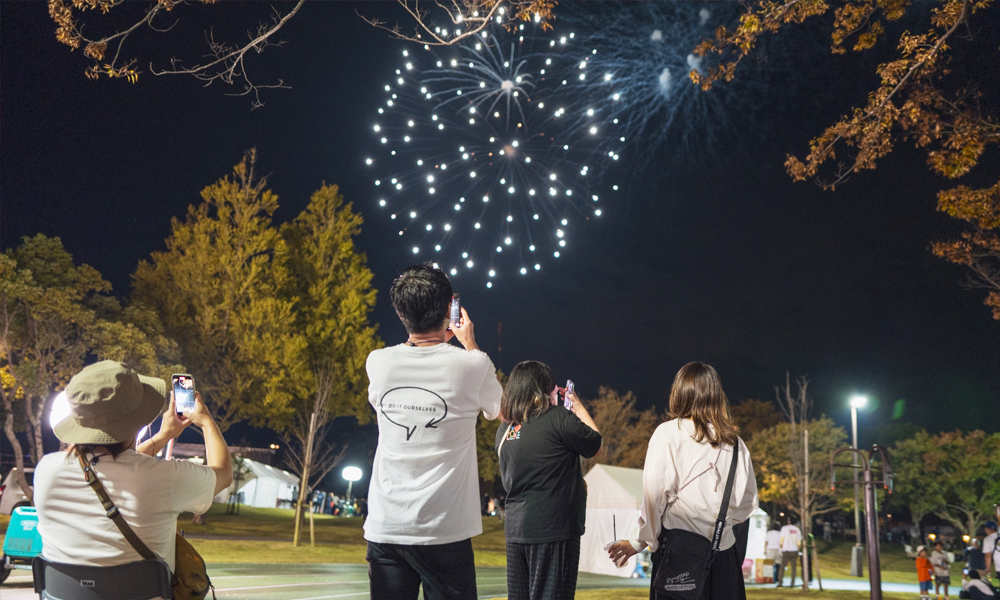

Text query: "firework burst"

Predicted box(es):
[366, 22, 621, 288]
[554, 2, 772, 167]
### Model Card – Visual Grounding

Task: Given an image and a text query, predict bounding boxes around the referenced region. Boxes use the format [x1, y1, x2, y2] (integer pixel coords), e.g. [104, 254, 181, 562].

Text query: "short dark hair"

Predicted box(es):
[501, 361, 555, 425]
[969, 570, 982, 580]
[390, 264, 453, 334]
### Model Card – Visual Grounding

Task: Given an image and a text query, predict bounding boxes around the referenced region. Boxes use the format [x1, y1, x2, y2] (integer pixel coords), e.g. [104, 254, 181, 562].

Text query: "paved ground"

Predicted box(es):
[1, 563, 650, 599]
[3, 564, 925, 599]
[753, 574, 921, 594]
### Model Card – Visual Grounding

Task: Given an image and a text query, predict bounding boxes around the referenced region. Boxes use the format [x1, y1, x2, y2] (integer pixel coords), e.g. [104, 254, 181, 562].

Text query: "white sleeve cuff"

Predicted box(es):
[629, 539, 645, 552]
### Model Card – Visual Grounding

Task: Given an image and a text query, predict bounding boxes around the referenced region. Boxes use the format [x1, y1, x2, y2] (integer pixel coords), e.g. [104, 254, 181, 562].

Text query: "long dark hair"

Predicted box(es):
[667, 362, 739, 448]
[500, 361, 556, 425]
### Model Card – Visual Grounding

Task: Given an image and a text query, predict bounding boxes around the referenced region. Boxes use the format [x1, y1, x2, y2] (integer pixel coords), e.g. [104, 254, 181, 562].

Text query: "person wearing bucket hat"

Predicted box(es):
[33, 361, 233, 574]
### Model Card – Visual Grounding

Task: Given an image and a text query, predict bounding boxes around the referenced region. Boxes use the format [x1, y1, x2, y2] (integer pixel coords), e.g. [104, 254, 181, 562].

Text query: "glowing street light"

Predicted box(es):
[342, 466, 362, 503]
[49, 391, 70, 429]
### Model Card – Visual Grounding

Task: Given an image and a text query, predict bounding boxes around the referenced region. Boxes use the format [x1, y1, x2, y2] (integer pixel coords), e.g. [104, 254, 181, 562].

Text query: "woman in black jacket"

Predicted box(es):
[495, 361, 602, 600]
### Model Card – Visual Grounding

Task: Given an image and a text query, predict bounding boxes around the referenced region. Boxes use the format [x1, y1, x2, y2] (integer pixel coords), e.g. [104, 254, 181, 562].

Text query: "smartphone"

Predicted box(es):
[171, 374, 196, 414]
[450, 294, 461, 329]
[564, 380, 575, 410]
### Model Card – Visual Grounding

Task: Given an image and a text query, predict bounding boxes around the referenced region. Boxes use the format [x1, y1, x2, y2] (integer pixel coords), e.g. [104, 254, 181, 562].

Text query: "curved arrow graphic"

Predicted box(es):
[379, 386, 449, 441]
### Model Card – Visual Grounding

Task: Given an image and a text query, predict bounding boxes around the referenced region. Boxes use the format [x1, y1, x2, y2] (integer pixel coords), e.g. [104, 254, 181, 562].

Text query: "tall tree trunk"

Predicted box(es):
[293, 411, 317, 547]
[4, 402, 32, 503]
[23, 394, 44, 464]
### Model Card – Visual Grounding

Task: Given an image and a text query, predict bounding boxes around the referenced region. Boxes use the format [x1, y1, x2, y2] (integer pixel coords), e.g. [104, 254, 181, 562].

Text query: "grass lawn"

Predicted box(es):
[811, 539, 915, 584]
[180, 504, 508, 566]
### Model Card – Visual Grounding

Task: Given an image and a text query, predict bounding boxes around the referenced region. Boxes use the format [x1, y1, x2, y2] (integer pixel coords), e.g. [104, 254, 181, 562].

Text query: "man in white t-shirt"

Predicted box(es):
[365, 264, 503, 600]
[765, 522, 783, 582]
[34, 360, 233, 575]
[777, 519, 803, 587]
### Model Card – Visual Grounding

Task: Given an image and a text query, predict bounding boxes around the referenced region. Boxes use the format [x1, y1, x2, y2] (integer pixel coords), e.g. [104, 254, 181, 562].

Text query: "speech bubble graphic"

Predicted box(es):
[379, 386, 449, 441]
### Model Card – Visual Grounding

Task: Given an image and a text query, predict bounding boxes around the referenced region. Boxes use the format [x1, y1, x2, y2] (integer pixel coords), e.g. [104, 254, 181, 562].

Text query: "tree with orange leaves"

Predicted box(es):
[693, 0, 1000, 320]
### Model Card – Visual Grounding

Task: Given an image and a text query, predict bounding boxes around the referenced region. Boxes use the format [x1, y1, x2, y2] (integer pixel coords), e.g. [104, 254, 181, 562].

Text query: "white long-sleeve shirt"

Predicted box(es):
[635, 419, 758, 552]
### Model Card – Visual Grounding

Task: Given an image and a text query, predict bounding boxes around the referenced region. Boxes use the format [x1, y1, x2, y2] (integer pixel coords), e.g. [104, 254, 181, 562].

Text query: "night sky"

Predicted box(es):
[3, 2, 998, 496]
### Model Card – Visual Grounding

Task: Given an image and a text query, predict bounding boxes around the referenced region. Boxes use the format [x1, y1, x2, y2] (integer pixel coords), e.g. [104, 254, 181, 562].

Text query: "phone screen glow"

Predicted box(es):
[172, 375, 195, 413]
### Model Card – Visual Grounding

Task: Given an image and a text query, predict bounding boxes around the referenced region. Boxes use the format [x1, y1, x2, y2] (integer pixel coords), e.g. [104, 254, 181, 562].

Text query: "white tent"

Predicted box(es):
[744, 508, 770, 560]
[579, 465, 772, 579]
[580, 465, 644, 577]
[215, 459, 300, 509]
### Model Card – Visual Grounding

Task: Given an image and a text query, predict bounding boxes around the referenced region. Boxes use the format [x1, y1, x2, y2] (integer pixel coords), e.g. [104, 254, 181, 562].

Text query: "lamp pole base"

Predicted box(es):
[850, 544, 865, 577]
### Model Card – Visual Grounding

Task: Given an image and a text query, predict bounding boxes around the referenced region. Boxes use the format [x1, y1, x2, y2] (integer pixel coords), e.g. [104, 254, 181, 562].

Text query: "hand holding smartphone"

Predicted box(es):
[172, 374, 196, 414]
[564, 380, 575, 410]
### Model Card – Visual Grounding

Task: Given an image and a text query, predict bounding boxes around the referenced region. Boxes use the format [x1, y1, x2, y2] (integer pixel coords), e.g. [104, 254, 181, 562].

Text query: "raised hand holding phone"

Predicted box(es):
[450, 306, 479, 351]
[564, 380, 575, 410]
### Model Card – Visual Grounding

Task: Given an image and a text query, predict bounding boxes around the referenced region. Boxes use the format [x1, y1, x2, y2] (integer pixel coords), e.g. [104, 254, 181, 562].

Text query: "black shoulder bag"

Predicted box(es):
[651, 441, 740, 600]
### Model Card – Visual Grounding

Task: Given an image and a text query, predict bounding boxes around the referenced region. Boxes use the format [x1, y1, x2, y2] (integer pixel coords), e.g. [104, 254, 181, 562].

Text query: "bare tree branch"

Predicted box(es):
[357, 0, 555, 46]
[150, 1, 305, 109]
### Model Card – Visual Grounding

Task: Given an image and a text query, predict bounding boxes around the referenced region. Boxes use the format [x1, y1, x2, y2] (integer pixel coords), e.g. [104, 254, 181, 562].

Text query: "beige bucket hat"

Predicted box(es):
[54, 360, 167, 445]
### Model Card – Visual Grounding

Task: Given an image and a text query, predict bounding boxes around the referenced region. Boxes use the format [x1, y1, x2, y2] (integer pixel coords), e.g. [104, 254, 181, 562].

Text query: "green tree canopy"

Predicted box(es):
[1, 234, 179, 499]
[890, 429, 946, 528]
[132, 151, 305, 431]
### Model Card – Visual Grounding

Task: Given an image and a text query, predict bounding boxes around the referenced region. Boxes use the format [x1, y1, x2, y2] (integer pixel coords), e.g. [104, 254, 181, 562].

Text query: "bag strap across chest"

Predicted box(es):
[76, 449, 158, 561]
[710, 441, 740, 552]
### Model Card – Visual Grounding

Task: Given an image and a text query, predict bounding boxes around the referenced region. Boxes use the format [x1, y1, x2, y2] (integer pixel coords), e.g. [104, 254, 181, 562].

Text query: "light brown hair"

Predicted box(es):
[667, 362, 739, 448]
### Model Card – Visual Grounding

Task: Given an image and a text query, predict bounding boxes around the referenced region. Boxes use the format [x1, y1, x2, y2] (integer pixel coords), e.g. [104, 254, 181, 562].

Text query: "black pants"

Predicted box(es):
[649, 533, 746, 600]
[366, 539, 477, 600]
[506, 537, 581, 600]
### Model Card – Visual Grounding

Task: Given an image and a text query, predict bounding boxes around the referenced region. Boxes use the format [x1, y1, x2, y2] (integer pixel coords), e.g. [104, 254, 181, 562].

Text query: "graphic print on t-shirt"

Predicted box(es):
[379, 387, 449, 441]
[507, 424, 521, 440]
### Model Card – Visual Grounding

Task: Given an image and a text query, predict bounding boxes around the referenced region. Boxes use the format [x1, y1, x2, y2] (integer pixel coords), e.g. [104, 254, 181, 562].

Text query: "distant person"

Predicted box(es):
[495, 360, 602, 600]
[822, 520, 832, 542]
[364, 264, 503, 600]
[967, 539, 987, 573]
[34, 361, 232, 574]
[777, 518, 802, 588]
[764, 522, 782, 583]
[984, 522, 1000, 583]
[963, 570, 997, 600]
[607, 362, 758, 600]
[917, 546, 934, 600]
[932, 540, 952, 599]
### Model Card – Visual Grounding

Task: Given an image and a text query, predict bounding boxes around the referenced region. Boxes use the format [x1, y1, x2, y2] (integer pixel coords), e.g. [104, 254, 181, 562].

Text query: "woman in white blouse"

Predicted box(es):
[608, 362, 758, 599]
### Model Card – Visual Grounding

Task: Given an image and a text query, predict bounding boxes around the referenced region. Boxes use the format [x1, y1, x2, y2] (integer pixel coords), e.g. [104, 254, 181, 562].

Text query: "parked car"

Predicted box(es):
[0, 468, 34, 515]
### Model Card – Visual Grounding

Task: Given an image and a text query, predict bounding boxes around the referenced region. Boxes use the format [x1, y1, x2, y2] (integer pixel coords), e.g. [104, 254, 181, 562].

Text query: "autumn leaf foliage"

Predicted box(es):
[694, 0, 1000, 319]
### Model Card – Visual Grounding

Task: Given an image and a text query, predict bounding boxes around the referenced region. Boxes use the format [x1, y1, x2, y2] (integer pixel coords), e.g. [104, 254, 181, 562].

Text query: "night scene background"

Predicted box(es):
[2, 1, 998, 500]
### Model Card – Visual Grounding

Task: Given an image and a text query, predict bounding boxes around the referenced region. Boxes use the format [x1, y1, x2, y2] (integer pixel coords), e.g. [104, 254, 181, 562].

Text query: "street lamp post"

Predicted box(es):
[850, 395, 867, 577]
[342, 466, 362, 505]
